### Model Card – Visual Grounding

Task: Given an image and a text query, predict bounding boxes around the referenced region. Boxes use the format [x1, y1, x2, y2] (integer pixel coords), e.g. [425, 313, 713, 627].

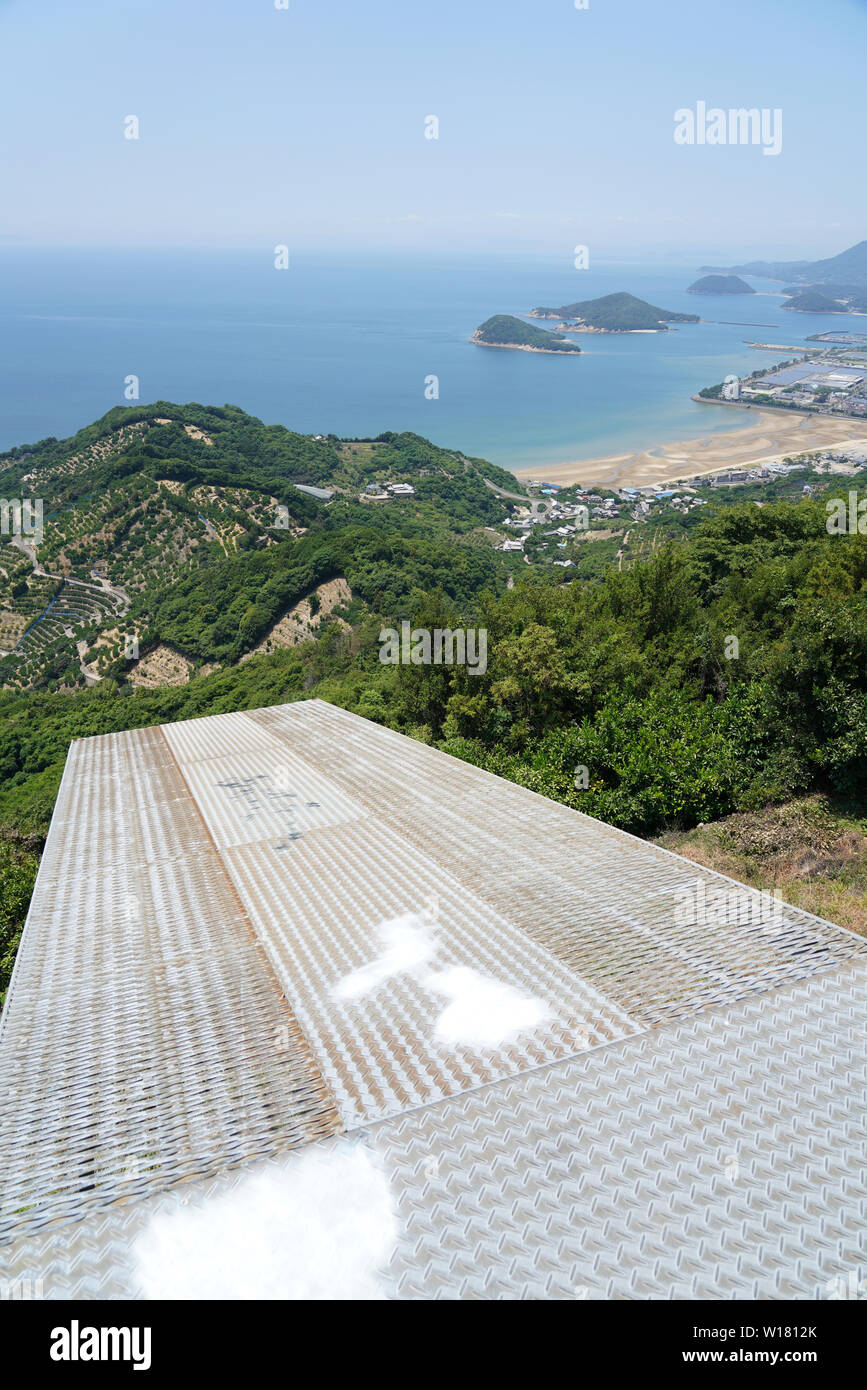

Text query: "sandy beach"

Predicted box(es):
[513, 408, 867, 489]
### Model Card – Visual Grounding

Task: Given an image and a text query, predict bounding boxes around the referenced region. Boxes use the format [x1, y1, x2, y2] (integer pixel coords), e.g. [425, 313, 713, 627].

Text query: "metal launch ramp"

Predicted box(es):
[0, 699, 864, 1298]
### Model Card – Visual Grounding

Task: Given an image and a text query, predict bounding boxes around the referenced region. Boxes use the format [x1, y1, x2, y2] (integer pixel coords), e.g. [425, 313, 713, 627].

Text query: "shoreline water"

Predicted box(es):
[3, 249, 862, 468]
[513, 408, 867, 488]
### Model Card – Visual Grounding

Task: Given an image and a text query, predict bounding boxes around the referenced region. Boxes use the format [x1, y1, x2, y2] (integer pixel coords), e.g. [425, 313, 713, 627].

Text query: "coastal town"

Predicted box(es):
[702, 342, 867, 416]
[496, 446, 867, 570]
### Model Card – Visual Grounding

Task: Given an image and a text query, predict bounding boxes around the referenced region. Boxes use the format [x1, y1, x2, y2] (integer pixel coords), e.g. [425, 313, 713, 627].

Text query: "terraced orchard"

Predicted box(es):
[0, 401, 523, 691]
[0, 564, 126, 688]
[18, 582, 122, 654]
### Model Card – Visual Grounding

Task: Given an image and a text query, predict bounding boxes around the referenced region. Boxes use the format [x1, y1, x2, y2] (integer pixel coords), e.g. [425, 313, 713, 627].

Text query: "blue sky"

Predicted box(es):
[1, 0, 865, 260]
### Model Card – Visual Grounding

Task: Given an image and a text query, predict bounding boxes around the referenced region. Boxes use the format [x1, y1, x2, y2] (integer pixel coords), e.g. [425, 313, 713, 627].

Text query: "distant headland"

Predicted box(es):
[699, 238, 867, 289]
[687, 274, 756, 295]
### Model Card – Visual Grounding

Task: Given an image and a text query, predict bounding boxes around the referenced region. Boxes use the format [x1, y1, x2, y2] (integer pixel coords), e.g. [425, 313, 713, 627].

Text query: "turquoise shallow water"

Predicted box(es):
[0, 248, 853, 469]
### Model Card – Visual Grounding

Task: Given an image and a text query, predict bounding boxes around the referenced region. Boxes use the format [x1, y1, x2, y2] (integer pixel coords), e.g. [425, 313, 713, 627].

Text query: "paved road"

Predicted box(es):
[9, 535, 130, 611]
[76, 639, 102, 686]
[481, 477, 552, 517]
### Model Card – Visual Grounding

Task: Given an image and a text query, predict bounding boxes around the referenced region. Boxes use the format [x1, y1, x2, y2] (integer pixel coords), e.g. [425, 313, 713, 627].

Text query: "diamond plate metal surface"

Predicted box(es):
[167, 708, 639, 1124]
[0, 727, 340, 1248]
[1, 700, 864, 1299]
[220, 818, 637, 1127]
[1, 964, 862, 1300]
[252, 701, 867, 1025]
[369, 961, 867, 1300]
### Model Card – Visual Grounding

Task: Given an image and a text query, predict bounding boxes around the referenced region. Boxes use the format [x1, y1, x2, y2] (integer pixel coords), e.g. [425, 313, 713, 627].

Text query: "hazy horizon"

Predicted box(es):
[2, 0, 865, 259]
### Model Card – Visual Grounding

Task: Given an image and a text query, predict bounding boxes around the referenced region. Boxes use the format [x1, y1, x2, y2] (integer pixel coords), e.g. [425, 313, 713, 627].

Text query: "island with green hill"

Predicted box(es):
[687, 274, 755, 295]
[471, 314, 583, 353]
[783, 289, 846, 314]
[528, 291, 699, 332]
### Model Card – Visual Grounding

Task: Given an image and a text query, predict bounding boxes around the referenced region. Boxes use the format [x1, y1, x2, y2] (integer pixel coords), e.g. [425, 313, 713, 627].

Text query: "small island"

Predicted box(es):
[783, 290, 845, 314]
[472, 314, 582, 353]
[687, 274, 756, 295]
[528, 291, 699, 332]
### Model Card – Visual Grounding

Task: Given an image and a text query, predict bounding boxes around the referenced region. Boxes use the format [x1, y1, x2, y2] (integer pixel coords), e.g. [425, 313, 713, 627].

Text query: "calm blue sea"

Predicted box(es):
[0, 248, 853, 470]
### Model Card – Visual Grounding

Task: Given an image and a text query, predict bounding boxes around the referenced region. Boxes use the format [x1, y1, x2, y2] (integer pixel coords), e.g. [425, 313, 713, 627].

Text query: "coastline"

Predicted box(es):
[471, 336, 581, 355]
[692, 395, 867, 424]
[512, 409, 867, 489]
[525, 313, 669, 334]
